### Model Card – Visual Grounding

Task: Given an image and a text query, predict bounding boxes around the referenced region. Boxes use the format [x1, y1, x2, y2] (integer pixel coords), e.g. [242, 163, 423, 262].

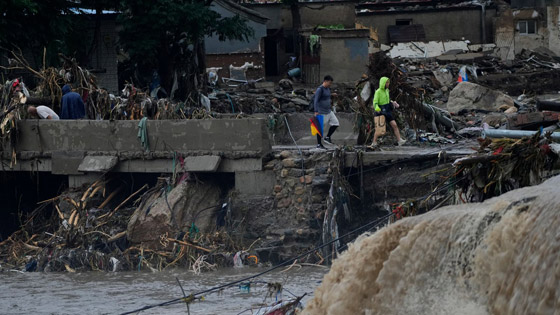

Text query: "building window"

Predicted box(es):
[517, 20, 537, 35]
[396, 19, 412, 26]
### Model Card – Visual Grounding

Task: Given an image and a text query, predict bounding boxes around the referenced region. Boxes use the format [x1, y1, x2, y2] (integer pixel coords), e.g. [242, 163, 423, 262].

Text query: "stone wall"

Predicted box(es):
[232, 149, 334, 263]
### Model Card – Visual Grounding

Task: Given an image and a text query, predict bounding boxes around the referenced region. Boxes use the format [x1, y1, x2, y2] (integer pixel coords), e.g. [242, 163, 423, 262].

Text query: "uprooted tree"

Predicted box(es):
[117, 0, 254, 101]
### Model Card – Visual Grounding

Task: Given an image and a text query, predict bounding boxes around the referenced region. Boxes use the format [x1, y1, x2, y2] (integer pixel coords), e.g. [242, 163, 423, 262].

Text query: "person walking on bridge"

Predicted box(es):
[370, 76, 406, 148]
[314, 75, 339, 149]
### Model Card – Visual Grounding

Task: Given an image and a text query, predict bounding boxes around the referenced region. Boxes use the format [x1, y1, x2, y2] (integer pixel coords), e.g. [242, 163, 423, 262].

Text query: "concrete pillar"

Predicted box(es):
[235, 170, 275, 196]
[68, 174, 100, 188]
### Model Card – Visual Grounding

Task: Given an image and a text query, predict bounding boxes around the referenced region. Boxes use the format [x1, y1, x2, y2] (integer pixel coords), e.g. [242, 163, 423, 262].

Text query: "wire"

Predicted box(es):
[120, 144, 469, 314]
[118, 212, 394, 315]
[284, 115, 305, 177]
[345, 142, 469, 178]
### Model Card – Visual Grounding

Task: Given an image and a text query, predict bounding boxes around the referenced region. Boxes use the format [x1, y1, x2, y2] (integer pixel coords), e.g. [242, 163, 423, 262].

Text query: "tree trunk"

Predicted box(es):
[196, 38, 208, 92]
[290, 3, 301, 31]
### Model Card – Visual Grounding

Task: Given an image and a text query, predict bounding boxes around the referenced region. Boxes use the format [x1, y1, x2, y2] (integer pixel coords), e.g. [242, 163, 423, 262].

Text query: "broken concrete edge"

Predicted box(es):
[12, 119, 272, 154]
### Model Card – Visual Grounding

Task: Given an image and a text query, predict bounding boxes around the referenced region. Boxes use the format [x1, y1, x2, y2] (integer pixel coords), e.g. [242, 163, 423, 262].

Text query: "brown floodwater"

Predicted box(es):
[0, 267, 326, 315]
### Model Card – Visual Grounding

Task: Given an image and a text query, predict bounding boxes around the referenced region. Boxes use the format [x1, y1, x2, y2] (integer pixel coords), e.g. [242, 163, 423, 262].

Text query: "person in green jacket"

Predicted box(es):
[370, 76, 406, 147]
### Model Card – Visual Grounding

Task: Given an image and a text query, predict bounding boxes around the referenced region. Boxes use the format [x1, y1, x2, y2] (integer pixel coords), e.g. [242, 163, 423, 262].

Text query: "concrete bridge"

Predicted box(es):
[1, 119, 271, 188]
[0, 116, 473, 191]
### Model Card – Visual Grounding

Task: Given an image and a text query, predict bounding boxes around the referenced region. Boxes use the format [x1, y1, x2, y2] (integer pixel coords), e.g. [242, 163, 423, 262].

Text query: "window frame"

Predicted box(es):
[517, 20, 537, 35]
[395, 19, 412, 26]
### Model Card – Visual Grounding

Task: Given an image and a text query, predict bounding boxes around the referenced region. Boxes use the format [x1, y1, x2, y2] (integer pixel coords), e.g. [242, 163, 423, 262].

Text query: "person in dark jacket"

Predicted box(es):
[60, 85, 86, 119]
[313, 75, 339, 149]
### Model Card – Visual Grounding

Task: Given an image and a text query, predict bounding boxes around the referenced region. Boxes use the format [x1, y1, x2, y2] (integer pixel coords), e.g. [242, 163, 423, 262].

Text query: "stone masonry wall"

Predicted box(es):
[232, 150, 334, 263]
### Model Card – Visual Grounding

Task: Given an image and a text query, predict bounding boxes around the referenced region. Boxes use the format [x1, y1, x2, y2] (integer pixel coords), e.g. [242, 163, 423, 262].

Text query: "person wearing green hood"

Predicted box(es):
[370, 76, 406, 147]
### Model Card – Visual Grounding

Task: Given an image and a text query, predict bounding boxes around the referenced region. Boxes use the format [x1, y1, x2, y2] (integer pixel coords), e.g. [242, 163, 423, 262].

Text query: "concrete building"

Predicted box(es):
[355, 0, 496, 45]
[494, 0, 560, 59]
[300, 28, 370, 84]
[205, 0, 269, 81]
[244, 1, 357, 78]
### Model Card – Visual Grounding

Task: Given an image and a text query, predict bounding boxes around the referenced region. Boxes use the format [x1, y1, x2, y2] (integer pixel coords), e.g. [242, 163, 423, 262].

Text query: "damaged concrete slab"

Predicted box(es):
[78, 156, 119, 173]
[182, 156, 222, 172]
[52, 151, 84, 175]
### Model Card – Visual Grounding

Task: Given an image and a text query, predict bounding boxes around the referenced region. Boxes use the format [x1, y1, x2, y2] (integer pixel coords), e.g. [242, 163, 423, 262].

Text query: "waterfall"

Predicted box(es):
[304, 175, 560, 315]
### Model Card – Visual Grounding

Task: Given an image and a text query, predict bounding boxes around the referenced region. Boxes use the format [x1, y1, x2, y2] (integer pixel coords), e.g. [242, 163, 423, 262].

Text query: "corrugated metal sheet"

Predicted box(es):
[387, 25, 426, 43]
[303, 64, 321, 85]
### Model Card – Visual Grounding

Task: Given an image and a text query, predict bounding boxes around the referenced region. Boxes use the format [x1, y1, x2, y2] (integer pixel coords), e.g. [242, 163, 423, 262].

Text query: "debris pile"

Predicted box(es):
[0, 49, 359, 122]
[454, 131, 559, 202]
[354, 45, 560, 146]
[0, 176, 251, 273]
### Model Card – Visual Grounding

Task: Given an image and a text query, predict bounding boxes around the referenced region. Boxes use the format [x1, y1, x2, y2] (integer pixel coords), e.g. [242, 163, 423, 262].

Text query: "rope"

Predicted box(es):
[283, 116, 305, 177]
[345, 142, 468, 178]
[118, 212, 394, 315]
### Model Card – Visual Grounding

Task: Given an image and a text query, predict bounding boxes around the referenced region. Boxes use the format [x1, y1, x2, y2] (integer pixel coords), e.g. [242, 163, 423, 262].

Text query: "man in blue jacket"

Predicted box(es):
[60, 85, 86, 119]
[313, 75, 339, 149]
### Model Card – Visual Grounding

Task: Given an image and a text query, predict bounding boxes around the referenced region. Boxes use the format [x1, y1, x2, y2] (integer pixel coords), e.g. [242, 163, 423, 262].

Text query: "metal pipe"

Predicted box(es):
[537, 100, 560, 112]
[473, 1, 487, 44]
[482, 129, 560, 140]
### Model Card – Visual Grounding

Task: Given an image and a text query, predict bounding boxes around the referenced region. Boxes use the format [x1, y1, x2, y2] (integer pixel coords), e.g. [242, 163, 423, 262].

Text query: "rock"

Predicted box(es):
[127, 181, 221, 248]
[282, 158, 296, 168]
[280, 150, 292, 159]
[289, 168, 305, 177]
[291, 98, 309, 107]
[281, 169, 289, 178]
[285, 178, 296, 188]
[315, 167, 328, 175]
[446, 82, 514, 113]
[312, 175, 330, 187]
[274, 185, 282, 193]
[277, 198, 291, 208]
[441, 86, 448, 92]
[278, 79, 293, 90]
[264, 161, 276, 170]
[295, 186, 306, 195]
[499, 104, 512, 111]
[505, 107, 518, 114]
[432, 68, 453, 87]
[482, 114, 507, 128]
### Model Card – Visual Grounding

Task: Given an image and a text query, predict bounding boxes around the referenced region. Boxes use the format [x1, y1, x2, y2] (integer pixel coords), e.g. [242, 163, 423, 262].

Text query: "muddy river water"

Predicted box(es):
[0, 267, 327, 314]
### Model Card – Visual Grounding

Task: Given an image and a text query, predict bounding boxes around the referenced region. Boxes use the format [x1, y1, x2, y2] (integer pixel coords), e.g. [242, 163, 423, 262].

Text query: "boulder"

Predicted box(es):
[127, 180, 222, 248]
[446, 82, 514, 113]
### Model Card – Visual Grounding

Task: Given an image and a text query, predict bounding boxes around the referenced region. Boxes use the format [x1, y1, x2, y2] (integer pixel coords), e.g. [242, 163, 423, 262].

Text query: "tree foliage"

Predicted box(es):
[118, 0, 254, 96]
[0, 0, 119, 67]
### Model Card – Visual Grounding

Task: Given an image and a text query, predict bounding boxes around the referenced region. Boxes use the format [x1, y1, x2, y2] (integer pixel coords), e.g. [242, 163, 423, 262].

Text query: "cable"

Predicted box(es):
[283, 115, 305, 177]
[119, 212, 394, 315]
[345, 142, 469, 178]
[120, 145, 469, 314]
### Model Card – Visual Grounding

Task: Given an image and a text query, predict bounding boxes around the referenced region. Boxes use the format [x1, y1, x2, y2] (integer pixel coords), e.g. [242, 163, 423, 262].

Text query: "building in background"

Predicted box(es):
[205, 0, 269, 82]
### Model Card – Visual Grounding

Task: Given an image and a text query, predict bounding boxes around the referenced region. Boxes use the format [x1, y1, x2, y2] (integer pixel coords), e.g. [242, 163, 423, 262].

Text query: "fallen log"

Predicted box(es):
[166, 238, 212, 253]
[423, 103, 461, 132]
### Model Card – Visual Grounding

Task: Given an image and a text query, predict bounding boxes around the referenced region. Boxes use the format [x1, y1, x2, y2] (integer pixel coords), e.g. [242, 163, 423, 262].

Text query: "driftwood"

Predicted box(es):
[423, 103, 460, 133]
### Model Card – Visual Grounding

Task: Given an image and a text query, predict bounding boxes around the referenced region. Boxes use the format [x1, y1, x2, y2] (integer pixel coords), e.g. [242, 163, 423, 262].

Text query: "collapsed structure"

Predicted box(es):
[0, 0, 560, 278]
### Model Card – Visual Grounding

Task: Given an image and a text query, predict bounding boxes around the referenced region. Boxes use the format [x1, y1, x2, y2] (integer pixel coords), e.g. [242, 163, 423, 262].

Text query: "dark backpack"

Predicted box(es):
[308, 98, 315, 112]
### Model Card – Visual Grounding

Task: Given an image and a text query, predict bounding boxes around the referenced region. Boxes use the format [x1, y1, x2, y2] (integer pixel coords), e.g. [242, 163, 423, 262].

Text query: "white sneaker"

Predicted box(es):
[398, 139, 407, 146]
